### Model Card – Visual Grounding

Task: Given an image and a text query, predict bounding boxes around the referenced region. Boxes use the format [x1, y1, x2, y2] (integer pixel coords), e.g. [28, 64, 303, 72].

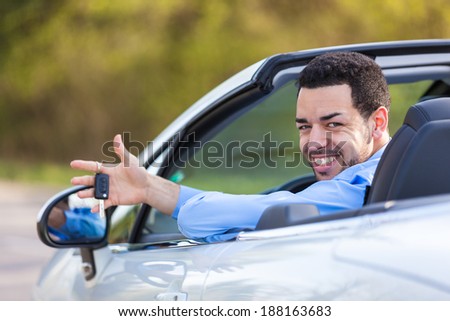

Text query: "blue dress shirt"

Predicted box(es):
[172, 145, 387, 243]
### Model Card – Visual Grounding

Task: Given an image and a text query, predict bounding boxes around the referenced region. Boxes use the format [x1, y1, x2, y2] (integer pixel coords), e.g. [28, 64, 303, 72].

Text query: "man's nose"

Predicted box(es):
[309, 126, 330, 149]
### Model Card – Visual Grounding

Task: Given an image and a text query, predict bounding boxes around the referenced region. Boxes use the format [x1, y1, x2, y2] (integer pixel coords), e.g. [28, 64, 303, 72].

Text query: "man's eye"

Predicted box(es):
[298, 125, 311, 131]
[328, 122, 342, 128]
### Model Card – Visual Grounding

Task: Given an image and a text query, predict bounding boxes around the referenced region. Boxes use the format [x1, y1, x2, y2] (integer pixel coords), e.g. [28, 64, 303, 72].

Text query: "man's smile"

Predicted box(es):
[311, 156, 335, 166]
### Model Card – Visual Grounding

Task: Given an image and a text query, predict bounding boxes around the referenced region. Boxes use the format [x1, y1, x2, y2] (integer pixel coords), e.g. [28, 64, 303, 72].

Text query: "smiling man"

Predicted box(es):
[296, 53, 389, 182]
[71, 52, 391, 243]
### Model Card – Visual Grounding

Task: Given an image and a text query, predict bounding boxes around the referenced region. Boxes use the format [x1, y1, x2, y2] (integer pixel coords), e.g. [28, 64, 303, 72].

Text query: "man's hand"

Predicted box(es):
[70, 134, 168, 213]
[70, 135, 180, 215]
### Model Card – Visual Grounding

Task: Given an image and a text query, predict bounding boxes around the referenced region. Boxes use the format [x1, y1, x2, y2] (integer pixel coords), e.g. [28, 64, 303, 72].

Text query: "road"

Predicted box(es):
[0, 180, 62, 300]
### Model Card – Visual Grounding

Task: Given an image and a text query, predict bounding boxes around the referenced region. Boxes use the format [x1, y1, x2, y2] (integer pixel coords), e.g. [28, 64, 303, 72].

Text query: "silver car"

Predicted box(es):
[35, 40, 450, 300]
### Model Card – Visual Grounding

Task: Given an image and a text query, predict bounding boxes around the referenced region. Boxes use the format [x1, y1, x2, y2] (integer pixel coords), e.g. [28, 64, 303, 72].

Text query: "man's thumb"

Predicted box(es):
[113, 134, 127, 163]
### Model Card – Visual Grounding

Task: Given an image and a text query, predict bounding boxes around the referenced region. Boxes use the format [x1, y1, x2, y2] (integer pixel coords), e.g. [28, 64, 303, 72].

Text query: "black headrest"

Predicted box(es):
[367, 97, 450, 204]
[404, 97, 450, 129]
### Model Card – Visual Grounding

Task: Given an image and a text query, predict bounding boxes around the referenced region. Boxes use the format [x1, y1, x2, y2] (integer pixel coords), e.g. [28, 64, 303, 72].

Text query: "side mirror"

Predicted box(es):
[37, 186, 109, 249]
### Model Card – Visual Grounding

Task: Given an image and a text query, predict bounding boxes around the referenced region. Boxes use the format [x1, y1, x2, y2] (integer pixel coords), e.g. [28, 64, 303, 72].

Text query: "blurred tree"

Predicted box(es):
[0, 0, 449, 164]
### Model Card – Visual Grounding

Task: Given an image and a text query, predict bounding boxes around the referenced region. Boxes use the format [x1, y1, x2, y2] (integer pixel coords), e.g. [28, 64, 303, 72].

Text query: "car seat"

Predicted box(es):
[366, 97, 450, 203]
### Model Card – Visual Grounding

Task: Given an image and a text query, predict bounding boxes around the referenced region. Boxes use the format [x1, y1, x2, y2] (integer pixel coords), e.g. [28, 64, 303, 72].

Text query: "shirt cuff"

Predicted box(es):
[172, 185, 203, 219]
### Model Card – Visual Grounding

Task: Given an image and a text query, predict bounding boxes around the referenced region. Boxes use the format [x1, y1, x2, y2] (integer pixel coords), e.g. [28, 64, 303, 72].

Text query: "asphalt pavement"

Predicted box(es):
[0, 180, 62, 300]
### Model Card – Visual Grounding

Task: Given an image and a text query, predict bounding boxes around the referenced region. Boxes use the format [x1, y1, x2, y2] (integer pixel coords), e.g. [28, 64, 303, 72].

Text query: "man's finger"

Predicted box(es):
[70, 160, 100, 173]
[71, 175, 95, 186]
[90, 201, 112, 214]
[113, 134, 127, 163]
[90, 204, 99, 213]
[77, 187, 94, 199]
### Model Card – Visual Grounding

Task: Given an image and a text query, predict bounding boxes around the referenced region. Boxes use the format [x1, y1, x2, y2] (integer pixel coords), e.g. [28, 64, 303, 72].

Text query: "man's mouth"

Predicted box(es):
[312, 156, 335, 167]
[308, 152, 342, 171]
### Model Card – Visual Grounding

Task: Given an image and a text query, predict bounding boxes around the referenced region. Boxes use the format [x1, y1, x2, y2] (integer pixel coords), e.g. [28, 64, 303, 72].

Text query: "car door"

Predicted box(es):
[201, 199, 450, 300]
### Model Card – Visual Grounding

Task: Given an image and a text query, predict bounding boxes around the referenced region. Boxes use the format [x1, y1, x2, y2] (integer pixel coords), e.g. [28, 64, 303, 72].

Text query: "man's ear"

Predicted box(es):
[371, 106, 389, 140]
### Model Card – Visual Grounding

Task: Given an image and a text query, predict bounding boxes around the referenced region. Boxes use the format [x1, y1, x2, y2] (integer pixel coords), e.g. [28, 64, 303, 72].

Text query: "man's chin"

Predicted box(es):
[313, 166, 346, 181]
[314, 171, 333, 181]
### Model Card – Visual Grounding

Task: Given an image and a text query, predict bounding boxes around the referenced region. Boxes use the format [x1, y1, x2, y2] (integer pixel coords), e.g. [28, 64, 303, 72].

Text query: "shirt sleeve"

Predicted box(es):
[176, 179, 368, 243]
[172, 185, 204, 219]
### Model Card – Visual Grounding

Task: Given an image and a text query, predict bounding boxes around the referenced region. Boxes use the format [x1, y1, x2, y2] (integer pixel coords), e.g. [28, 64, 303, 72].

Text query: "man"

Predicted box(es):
[70, 52, 390, 242]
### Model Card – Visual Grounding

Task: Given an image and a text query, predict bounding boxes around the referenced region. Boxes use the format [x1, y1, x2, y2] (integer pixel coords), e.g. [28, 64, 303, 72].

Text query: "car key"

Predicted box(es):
[94, 173, 109, 218]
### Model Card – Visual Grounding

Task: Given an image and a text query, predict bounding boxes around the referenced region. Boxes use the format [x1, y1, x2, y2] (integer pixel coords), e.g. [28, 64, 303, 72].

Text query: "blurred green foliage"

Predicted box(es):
[1, 0, 450, 172]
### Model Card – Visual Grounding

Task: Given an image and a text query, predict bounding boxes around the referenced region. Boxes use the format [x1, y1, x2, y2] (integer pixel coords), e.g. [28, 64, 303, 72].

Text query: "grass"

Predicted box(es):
[0, 159, 85, 187]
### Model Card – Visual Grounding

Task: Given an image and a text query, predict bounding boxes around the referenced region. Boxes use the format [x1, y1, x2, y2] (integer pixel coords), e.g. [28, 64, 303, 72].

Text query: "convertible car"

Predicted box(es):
[35, 40, 450, 300]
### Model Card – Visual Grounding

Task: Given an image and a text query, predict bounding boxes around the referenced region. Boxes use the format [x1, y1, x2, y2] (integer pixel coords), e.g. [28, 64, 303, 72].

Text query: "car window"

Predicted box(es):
[108, 204, 141, 244]
[176, 81, 310, 193]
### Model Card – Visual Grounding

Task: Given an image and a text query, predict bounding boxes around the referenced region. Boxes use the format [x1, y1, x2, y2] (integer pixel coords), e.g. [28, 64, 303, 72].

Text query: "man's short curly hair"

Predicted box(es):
[298, 51, 390, 119]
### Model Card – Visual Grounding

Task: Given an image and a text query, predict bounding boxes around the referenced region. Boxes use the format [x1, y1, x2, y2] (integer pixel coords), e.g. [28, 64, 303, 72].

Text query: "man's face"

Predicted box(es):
[296, 84, 374, 181]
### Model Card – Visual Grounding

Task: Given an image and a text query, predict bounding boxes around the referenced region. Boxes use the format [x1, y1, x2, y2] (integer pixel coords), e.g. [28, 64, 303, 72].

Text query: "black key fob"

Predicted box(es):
[94, 173, 109, 199]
